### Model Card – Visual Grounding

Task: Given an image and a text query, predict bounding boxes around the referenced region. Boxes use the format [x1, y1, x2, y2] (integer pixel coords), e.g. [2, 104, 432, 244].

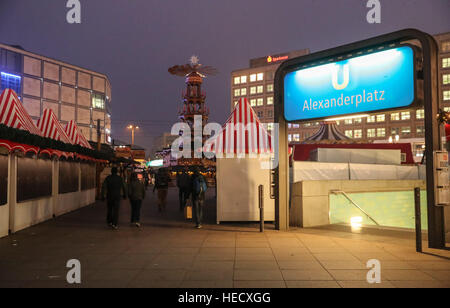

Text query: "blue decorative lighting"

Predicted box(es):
[1, 72, 22, 94]
[1, 72, 21, 79]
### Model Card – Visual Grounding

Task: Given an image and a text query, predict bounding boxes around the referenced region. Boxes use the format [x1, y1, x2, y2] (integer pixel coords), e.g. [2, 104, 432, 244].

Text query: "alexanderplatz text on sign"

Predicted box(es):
[274, 29, 445, 248]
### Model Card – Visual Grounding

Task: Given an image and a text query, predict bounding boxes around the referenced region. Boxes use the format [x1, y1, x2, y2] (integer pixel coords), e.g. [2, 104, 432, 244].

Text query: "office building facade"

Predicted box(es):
[0, 43, 112, 144]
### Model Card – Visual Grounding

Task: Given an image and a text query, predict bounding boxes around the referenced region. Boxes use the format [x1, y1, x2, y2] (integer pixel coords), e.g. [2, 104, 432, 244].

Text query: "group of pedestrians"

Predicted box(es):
[100, 166, 207, 230]
[101, 167, 146, 229]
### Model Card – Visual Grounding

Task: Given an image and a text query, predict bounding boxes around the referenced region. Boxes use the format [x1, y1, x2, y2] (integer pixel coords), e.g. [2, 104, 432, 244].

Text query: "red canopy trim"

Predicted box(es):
[445, 124, 450, 142]
[0, 139, 40, 154]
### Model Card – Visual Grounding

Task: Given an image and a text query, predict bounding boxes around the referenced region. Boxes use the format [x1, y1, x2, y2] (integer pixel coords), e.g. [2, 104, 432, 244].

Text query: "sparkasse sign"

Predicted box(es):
[283, 45, 416, 122]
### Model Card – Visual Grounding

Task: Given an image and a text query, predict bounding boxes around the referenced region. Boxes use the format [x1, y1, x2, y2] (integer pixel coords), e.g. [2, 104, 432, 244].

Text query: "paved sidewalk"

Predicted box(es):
[0, 187, 449, 288]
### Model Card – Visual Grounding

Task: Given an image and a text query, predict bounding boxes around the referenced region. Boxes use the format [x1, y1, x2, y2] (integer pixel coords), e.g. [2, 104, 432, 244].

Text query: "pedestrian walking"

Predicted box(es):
[176, 167, 191, 212]
[191, 167, 207, 229]
[153, 168, 171, 212]
[128, 172, 146, 227]
[142, 168, 149, 190]
[101, 167, 127, 230]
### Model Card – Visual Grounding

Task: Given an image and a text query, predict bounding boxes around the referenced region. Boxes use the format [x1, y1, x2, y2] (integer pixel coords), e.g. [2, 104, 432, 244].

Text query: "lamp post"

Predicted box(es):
[128, 125, 139, 146]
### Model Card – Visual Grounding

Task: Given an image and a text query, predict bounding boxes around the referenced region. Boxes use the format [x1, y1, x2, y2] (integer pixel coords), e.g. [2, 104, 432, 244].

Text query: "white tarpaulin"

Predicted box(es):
[292, 161, 420, 182]
[309, 148, 401, 165]
[292, 161, 349, 182]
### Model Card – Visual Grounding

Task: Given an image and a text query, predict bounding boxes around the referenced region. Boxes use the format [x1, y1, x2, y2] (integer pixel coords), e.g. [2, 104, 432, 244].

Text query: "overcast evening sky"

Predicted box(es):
[0, 0, 449, 154]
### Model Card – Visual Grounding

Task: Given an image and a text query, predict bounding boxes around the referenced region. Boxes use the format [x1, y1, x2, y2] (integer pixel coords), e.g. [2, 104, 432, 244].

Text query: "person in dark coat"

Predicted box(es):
[153, 168, 171, 212]
[101, 167, 127, 229]
[128, 172, 146, 227]
[191, 167, 207, 229]
[176, 167, 192, 212]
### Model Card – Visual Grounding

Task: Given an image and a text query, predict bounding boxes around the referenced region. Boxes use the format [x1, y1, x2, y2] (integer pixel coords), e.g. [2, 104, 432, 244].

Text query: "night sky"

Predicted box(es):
[1, 0, 449, 155]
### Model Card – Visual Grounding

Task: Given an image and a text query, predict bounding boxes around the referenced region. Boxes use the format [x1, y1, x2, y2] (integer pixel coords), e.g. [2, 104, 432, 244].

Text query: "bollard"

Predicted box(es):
[414, 187, 422, 253]
[259, 185, 264, 232]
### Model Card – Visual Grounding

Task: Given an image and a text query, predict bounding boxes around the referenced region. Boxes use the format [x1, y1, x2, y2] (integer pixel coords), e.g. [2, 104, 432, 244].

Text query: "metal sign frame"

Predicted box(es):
[274, 28, 445, 249]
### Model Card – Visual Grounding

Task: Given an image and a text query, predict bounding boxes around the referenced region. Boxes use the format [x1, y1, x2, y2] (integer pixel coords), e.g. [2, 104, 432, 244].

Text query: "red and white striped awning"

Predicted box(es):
[204, 98, 273, 155]
[37, 109, 73, 144]
[0, 89, 42, 136]
[65, 120, 92, 149]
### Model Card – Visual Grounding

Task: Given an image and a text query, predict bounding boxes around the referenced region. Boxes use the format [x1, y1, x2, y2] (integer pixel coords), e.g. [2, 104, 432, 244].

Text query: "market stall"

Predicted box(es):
[205, 98, 275, 223]
[0, 89, 106, 237]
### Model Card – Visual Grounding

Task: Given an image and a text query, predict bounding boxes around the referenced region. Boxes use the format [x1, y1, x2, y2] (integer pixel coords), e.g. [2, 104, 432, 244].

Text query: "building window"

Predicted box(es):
[391, 113, 400, 121]
[267, 84, 274, 92]
[443, 74, 450, 85]
[0, 49, 21, 72]
[250, 86, 257, 95]
[233, 77, 240, 85]
[240, 76, 247, 83]
[377, 128, 385, 137]
[416, 109, 424, 119]
[401, 111, 410, 120]
[250, 74, 257, 82]
[267, 97, 273, 105]
[401, 126, 411, 135]
[367, 115, 376, 123]
[444, 90, 450, 101]
[288, 124, 292, 129]
[354, 129, 362, 138]
[443, 58, 450, 68]
[92, 93, 105, 109]
[257, 85, 264, 94]
[288, 134, 292, 142]
[367, 129, 376, 138]
[416, 126, 425, 135]
[391, 127, 400, 135]
[354, 118, 362, 124]
[234, 89, 240, 97]
[267, 123, 274, 131]
[445, 107, 450, 112]
[257, 98, 264, 106]
[0, 72, 21, 94]
[345, 130, 353, 138]
[293, 134, 300, 142]
[257, 111, 263, 118]
[234, 101, 238, 106]
[442, 41, 450, 52]
[240, 87, 247, 96]
[344, 119, 352, 125]
[376, 114, 385, 122]
[293, 124, 300, 128]
[250, 99, 256, 107]
[257, 73, 264, 81]
[267, 110, 273, 117]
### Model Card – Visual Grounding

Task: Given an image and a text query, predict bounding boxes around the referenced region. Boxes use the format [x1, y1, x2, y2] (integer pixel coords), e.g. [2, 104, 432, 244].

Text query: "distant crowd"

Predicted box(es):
[100, 166, 207, 230]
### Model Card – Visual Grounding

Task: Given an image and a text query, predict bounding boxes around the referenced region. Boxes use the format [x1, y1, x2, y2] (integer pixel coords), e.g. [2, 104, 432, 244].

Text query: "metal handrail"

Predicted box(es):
[330, 190, 380, 226]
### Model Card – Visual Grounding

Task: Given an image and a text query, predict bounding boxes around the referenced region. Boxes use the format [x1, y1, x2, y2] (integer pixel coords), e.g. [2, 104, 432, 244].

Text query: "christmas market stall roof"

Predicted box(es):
[65, 120, 92, 149]
[0, 88, 41, 136]
[0, 88, 110, 161]
[302, 121, 350, 143]
[37, 108, 73, 144]
[204, 97, 273, 156]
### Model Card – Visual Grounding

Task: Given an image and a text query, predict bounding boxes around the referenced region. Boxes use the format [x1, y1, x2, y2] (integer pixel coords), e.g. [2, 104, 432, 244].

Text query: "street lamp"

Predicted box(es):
[128, 124, 139, 146]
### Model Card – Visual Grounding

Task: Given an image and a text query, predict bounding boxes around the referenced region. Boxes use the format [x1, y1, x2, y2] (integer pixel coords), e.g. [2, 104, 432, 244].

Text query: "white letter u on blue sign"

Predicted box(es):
[332, 64, 349, 90]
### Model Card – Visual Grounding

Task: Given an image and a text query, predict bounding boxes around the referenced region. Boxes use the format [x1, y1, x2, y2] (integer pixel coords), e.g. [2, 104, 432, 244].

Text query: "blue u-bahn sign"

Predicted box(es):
[283, 45, 416, 122]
